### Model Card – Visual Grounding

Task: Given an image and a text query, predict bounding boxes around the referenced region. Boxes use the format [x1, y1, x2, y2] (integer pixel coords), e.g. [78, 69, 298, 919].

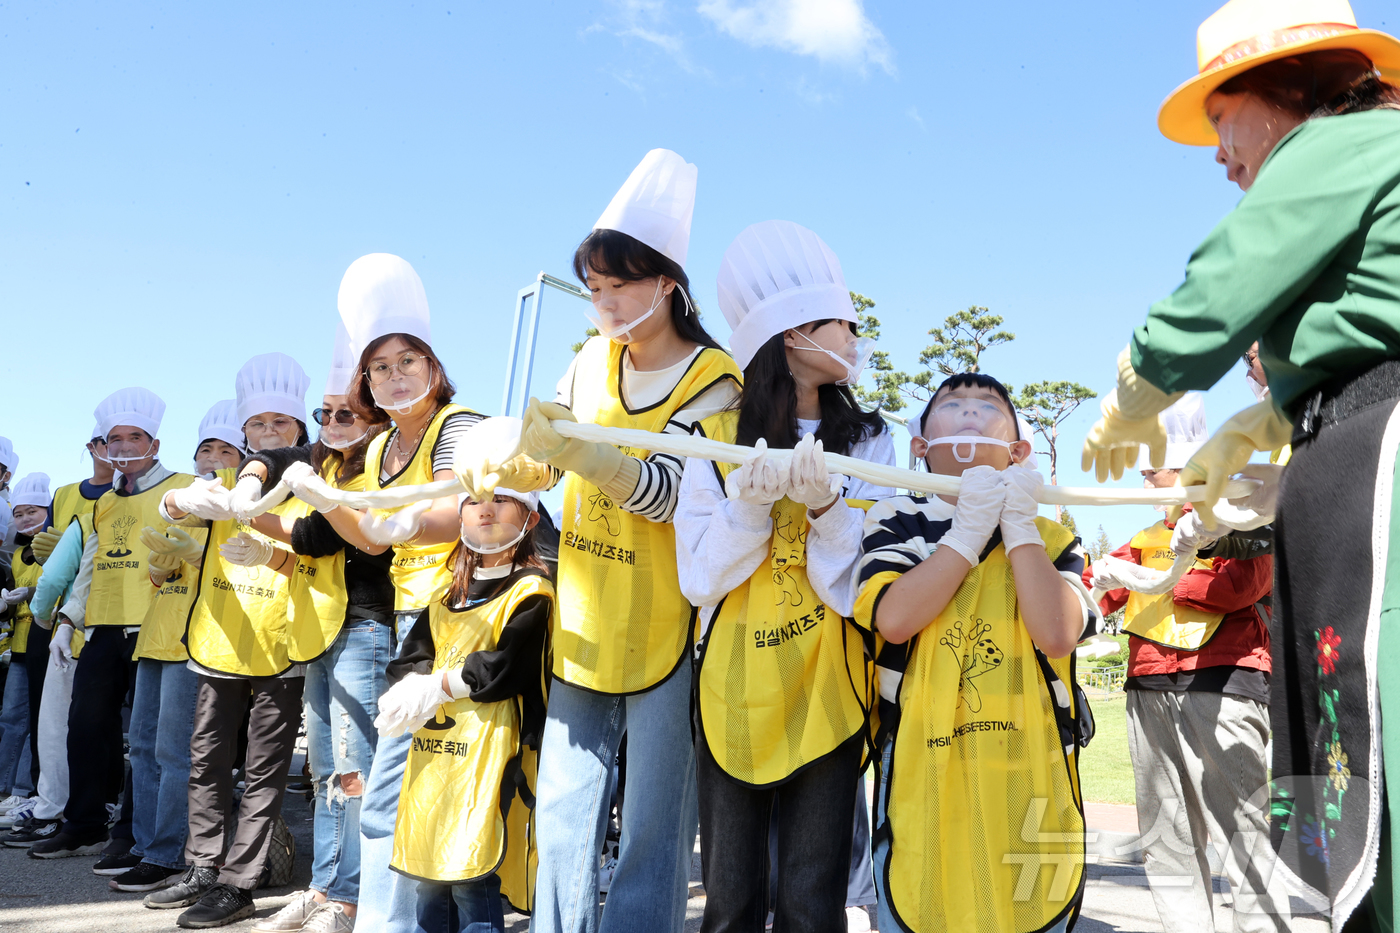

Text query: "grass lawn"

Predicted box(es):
[1077, 691, 1135, 805]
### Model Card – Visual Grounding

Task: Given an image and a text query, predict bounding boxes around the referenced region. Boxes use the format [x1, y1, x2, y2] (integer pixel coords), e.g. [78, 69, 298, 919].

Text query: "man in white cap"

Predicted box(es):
[1087, 393, 1286, 931]
[30, 388, 194, 865]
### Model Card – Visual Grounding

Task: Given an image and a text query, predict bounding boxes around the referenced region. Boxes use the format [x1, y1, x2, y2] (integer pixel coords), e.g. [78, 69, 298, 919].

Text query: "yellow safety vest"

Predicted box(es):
[363, 404, 475, 612]
[861, 519, 1085, 933]
[695, 436, 871, 786]
[185, 469, 295, 677]
[1122, 521, 1225, 651]
[391, 572, 552, 902]
[285, 460, 363, 663]
[134, 527, 207, 662]
[86, 473, 193, 629]
[556, 337, 742, 694]
[51, 481, 100, 536]
[9, 548, 42, 653]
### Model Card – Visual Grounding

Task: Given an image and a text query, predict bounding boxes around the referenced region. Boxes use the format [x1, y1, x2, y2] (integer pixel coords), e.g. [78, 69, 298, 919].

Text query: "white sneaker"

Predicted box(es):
[252, 889, 322, 932]
[846, 906, 872, 932]
[0, 794, 29, 813]
[0, 799, 35, 828]
[301, 904, 355, 933]
[598, 853, 618, 894]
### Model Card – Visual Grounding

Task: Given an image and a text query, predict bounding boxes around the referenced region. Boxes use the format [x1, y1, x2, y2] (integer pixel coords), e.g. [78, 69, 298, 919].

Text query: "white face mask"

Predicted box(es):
[371, 374, 434, 416]
[792, 330, 877, 387]
[320, 429, 369, 450]
[587, 279, 668, 342]
[459, 498, 532, 555]
[108, 438, 155, 469]
[15, 516, 45, 536]
[928, 435, 1013, 463]
[1246, 373, 1270, 402]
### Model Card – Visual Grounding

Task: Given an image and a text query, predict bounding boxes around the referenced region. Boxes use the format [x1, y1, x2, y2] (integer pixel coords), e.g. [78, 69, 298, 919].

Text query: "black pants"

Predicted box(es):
[185, 673, 303, 890]
[697, 732, 862, 933]
[25, 625, 51, 789]
[64, 626, 137, 837]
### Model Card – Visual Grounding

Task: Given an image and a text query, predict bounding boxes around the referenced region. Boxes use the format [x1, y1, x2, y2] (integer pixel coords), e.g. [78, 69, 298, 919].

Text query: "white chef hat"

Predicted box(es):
[0, 437, 14, 474]
[88, 422, 104, 443]
[236, 353, 310, 425]
[337, 254, 432, 354]
[1137, 392, 1208, 471]
[95, 387, 166, 440]
[594, 149, 698, 268]
[325, 321, 359, 397]
[198, 400, 246, 453]
[456, 486, 540, 511]
[717, 220, 856, 371]
[10, 472, 51, 508]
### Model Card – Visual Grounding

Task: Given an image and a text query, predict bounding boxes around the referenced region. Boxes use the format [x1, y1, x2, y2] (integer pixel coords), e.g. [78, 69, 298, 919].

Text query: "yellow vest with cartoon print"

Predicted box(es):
[859, 519, 1085, 933]
[556, 337, 742, 695]
[9, 548, 41, 653]
[134, 526, 206, 662]
[185, 469, 295, 677]
[285, 459, 363, 662]
[1122, 521, 1225, 651]
[87, 473, 193, 629]
[696, 427, 872, 787]
[364, 404, 474, 613]
[391, 572, 552, 905]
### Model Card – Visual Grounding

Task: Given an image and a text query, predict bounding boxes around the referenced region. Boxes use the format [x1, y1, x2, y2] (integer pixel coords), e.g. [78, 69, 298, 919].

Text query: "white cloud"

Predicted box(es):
[907, 105, 925, 131]
[596, 0, 708, 75]
[697, 0, 894, 74]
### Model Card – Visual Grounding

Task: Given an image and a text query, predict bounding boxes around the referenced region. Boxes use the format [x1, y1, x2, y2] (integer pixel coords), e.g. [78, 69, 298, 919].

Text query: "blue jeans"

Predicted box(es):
[129, 659, 199, 868]
[414, 874, 504, 933]
[531, 662, 699, 933]
[0, 658, 31, 796]
[305, 620, 390, 905]
[357, 610, 424, 933]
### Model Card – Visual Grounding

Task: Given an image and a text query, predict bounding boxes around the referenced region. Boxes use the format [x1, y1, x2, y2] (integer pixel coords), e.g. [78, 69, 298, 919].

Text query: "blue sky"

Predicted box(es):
[5, 0, 1391, 545]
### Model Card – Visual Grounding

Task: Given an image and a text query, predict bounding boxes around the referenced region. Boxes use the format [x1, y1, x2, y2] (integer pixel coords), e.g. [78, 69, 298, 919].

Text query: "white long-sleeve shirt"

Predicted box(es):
[675, 424, 895, 646]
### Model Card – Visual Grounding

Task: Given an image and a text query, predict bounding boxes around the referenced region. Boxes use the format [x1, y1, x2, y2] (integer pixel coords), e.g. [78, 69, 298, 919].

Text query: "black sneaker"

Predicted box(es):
[110, 861, 185, 892]
[2, 817, 60, 848]
[93, 850, 144, 875]
[28, 829, 109, 858]
[177, 883, 255, 928]
[145, 865, 219, 909]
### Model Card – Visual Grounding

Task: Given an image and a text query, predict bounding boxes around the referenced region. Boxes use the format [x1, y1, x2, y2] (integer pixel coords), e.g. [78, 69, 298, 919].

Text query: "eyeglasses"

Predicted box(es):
[313, 407, 358, 426]
[245, 417, 298, 434]
[365, 353, 427, 386]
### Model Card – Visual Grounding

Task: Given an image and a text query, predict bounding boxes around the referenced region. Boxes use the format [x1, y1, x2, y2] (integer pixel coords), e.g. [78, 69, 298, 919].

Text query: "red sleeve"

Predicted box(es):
[1082, 541, 1138, 615]
[1172, 554, 1273, 614]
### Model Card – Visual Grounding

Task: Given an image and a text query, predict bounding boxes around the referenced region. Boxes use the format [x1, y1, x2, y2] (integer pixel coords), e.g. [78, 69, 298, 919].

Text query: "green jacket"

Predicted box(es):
[1130, 109, 1400, 416]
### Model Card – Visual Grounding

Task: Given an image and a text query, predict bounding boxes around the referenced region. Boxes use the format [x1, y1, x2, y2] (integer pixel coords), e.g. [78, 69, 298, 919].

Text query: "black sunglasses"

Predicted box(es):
[313, 407, 357, 427]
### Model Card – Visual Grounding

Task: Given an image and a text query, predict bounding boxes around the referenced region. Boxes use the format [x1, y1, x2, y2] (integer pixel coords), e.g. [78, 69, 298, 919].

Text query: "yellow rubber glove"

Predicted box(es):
[1081, 347, 1183, 482]
[1176, 400, 1294, 531]
[141, 525, 204, 564]
[456, 453, 550, 504]
[30, 527, 61, 564]
[521, 397, 624, 487]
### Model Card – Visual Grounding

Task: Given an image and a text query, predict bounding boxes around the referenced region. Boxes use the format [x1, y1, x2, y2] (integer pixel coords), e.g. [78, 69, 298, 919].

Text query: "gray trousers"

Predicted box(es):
[185, 673, 303, 889]
[1125, 689, 1293, 933]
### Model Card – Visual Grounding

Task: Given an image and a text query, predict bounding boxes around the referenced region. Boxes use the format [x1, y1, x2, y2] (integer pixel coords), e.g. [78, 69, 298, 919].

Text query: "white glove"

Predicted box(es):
[1, 587, 32, 607]
[169, 477, 236, 522]
[49, 623, 74, 671]
[219, 532, 275, 567]
[1170, 511, 1220, 556]
[359, 501, 431, 546]
[283, 462, 339, 513]
[1226, 463, 1284, 524]
[374, 672, 451, 737]
[786, 434, 843, 511]
[999, 464, 1044, 553]
[724, 439, 789, 506]
[940, 465, 1007, 566]
[1089, 556, 1174, 594]
[229, 475, 267, 523]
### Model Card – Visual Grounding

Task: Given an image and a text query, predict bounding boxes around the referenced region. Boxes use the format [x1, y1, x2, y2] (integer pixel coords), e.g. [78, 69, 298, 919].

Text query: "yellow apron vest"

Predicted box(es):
[391, 572, 552, 902]
[51, 481, 98, 536]
[364, 404, 475, 613]
[874, 519, 1085, 933]
[556, 337, 742, 694]
[9, 549, 42, 653]
[185, 469, 295, 677]
[285, 461, 364, 663]
[134, 527, 207, 662]
[695, 437, 871, 786]
[86, 473, 194, 629]
[1122, 521, 1225, 651]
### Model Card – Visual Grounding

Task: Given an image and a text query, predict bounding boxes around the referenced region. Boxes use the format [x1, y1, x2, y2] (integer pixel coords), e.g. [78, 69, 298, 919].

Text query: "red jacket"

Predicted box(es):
[1084, 518, 1273, 677]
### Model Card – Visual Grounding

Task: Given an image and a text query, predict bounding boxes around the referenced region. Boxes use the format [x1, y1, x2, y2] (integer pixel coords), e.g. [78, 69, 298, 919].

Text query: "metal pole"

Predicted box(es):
[516, 273, 548, 418]
[500, 271, 594, 417]
[500, 283, 537, 416]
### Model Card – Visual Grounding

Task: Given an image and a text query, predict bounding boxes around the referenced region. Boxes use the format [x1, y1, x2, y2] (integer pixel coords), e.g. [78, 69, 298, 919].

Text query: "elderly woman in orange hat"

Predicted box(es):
[1081, 0, 1400, 928]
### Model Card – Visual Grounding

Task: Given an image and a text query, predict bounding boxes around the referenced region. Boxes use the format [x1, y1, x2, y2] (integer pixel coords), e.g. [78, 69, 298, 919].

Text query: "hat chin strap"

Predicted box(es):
[929, 435, 1011, 464]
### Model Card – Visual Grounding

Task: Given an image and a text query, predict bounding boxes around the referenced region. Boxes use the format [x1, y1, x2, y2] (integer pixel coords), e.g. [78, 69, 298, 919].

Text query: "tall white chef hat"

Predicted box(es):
[337, 254, 432, 354]
[88, 422, 104, 443]
[594, 149, 698, 268]
[717, 220, 857, 371]
[10, 472, 51, 508]
[198, 400, 246, 453]
[0, 437, 15, 475]
[1137, 392, 1208, 471]
[325, 321, 359, 397]
[95, 387, 166, 440]
[236, 353, 309, 425]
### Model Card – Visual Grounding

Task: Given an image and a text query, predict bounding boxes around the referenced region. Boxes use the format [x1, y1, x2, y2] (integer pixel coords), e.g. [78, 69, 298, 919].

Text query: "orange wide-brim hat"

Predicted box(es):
[1158, 0, 1400, 146]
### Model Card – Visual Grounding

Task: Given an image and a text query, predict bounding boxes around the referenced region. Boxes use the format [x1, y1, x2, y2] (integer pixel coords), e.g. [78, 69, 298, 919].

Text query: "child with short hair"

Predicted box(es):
[855, 373, 1096, 933]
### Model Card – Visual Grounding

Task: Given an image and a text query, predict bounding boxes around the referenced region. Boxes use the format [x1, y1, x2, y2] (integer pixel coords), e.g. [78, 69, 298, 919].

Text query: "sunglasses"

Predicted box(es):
[313, 407, 358, 427]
